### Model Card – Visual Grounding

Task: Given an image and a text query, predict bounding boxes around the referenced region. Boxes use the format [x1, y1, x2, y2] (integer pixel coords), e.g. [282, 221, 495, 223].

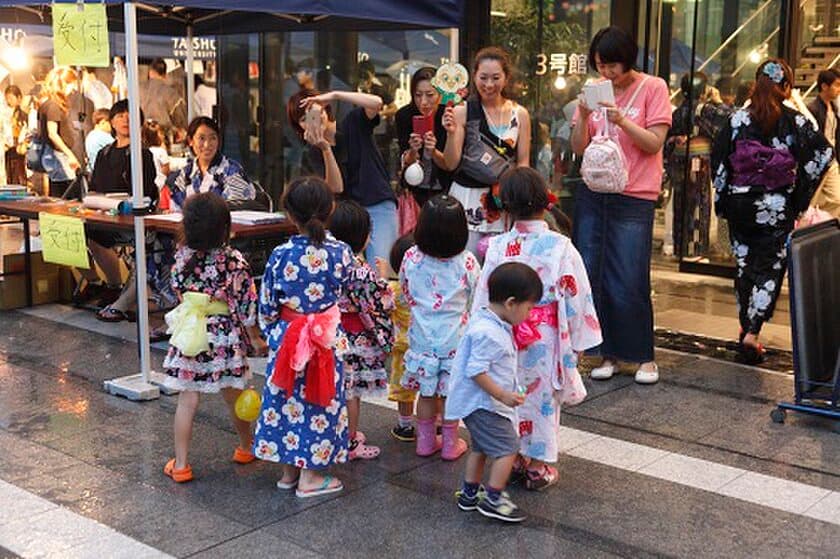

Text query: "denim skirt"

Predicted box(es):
[572, 185, 656, 363]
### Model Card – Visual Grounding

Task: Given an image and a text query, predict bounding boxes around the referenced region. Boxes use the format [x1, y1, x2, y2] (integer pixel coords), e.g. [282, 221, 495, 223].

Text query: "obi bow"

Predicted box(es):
[512, 302, 558, 350]
[165, 292, 230, 357]
[271, 305, 340, 407]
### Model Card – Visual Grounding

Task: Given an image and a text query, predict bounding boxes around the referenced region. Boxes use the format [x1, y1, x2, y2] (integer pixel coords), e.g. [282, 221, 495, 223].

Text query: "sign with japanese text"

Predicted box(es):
[536, 53, 588, 76]
[38, 212, 89, 269]
[52, 2, 109, 67]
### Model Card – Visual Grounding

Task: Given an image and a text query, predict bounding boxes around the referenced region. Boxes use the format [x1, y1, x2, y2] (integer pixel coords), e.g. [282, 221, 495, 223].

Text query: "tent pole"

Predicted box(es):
[186, 23, 195, 121]
[104, 1, 161, 401]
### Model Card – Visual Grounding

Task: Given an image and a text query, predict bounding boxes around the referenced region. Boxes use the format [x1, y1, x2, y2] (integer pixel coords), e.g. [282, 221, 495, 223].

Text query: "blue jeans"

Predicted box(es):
[365, 200, 399, 266]
[572, 185, 655, 363]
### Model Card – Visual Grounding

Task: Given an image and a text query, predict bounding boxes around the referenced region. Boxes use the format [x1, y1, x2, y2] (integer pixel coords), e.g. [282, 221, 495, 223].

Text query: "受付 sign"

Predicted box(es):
[52, 3, 110, 67]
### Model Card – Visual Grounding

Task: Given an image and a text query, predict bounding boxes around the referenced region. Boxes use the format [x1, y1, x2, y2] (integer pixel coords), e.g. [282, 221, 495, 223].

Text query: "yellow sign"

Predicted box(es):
[52, 3, 110, 67]
[38, 212, 89, 269]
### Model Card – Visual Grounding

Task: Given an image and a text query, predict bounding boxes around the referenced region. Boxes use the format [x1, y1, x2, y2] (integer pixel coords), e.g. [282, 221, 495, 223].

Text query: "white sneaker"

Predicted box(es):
[590, 362, 616, 380]
[634, 364, 659, 384]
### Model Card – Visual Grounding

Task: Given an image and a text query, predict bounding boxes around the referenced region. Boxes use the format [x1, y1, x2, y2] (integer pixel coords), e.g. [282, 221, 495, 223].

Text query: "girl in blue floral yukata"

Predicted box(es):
[253, 177, 354, 498]
[473, 168, 602, 490]
[711, 59, 832, 364]
[400, 195, 480, 460]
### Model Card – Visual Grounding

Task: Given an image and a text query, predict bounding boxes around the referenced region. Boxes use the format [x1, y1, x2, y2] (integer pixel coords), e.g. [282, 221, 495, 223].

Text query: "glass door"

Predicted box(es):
[644, 0, 786, 277]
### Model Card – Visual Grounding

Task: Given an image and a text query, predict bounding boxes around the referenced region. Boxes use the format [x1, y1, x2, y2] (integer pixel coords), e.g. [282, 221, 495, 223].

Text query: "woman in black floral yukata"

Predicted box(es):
[711, 59, 833, 364]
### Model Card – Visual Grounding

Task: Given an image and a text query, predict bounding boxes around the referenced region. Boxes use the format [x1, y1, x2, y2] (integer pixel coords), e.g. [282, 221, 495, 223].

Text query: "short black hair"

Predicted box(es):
[282, 176, 335, 245]
[4, 85, 21, 98]
[181, 192, 231, 251]
[589, 26, 638, 73]
[109, 99, 144, 130]
[389, 232, 415, 276]
[818, 69, 839, 91]
[500, 167, 549, 220]
[328, 199, 370, 254]
[150, 58, 167, 77]
[187, 116, 220, 140]
[488, 262, 543, 304]
[414, 194, 468, 259]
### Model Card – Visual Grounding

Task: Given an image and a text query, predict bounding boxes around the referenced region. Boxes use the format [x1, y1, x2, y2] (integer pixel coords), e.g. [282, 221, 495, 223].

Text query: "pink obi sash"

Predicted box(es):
[271, 305, 340, 407]
[512, 302, 558, 350]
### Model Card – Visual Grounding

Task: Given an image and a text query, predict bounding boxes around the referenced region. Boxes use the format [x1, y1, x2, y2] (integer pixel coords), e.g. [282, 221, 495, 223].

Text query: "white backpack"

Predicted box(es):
[581, 76, 649, 194]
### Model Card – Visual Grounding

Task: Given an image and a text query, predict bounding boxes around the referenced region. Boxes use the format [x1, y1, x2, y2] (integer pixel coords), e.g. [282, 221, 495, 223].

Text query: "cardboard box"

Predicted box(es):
[0, 252, 61, 309]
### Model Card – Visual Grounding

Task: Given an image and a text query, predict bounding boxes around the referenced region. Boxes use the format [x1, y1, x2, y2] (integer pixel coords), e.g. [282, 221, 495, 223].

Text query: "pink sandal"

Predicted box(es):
[349, 440, 380, 460]
[525, 464, 559, 491]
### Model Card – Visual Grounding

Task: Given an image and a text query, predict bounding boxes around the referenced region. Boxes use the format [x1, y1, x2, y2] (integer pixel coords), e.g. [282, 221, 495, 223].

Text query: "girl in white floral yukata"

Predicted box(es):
[472, 168, 602, 490]
[711, 59, 833, 364]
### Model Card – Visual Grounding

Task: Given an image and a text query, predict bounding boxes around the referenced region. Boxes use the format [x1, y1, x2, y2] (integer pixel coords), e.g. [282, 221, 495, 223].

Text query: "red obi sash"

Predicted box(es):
[270, 305, 340, 407]
[340, 312, 365, 335]
[512, 302, 559, 350]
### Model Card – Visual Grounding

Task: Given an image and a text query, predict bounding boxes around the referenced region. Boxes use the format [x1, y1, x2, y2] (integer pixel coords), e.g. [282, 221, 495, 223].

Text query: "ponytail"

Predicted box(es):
[282, 177, 334, 246]
[302, 217, 326, 245]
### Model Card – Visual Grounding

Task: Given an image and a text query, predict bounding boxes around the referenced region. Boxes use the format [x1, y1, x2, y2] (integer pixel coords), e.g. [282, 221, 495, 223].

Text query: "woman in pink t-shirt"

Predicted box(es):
[570, 26, 672, 385]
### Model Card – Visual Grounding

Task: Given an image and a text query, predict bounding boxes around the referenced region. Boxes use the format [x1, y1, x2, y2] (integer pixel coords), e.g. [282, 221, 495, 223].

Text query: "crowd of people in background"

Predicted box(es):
[0, 24, 836, 524]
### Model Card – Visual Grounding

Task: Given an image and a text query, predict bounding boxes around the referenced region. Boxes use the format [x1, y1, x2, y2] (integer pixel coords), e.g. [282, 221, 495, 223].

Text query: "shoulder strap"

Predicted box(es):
[622, 76, 650, 115]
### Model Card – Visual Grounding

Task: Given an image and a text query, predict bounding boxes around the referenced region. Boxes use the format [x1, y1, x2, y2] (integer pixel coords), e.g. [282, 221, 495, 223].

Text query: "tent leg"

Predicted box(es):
[104, 1, 161, 401]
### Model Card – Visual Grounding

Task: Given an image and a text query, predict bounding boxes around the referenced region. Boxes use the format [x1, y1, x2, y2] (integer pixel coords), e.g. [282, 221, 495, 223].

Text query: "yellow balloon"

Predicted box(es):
[235, 389, 261, 422]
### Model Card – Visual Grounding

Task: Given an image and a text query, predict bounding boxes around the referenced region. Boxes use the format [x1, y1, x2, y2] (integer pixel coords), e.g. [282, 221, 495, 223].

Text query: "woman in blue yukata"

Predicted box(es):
[166, 116, 256, 210]
[253, 177, 354, 498]
[711, 59, 833, 364]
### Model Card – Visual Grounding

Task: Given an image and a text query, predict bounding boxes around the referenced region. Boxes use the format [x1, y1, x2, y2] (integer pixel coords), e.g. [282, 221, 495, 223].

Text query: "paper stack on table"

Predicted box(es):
[0, 185, 27, 200]
[582, 80, 615, 109]
[230, 211, 286, 225]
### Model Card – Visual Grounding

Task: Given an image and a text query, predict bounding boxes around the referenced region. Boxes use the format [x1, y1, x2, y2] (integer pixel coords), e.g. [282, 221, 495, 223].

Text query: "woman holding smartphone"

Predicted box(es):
[288, 88, 398, 265]
[395, 67, 451, 206]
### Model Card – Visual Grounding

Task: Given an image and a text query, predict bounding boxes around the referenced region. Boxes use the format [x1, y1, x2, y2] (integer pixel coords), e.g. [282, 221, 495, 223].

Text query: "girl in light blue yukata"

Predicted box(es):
[399, 194, 480, 461]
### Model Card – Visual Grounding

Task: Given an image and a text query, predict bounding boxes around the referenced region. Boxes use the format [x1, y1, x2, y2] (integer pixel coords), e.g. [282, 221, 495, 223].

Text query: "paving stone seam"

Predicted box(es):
[560, 410, 840, 485]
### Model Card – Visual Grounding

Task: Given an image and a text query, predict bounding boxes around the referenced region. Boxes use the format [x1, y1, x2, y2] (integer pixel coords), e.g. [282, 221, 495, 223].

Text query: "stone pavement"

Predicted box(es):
[1, 309, 840, 558]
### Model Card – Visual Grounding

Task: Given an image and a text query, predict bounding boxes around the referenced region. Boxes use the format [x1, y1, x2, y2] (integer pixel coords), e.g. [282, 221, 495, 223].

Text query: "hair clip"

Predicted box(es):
[762, 62, 785, 84]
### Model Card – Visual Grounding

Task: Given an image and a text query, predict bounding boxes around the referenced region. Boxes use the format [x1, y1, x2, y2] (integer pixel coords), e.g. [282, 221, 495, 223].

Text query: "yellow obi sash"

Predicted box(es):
[165, 292, 230, 357]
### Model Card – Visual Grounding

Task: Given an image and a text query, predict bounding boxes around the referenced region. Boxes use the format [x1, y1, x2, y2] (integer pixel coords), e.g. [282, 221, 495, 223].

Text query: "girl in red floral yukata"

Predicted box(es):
[329, 200, 395, 461]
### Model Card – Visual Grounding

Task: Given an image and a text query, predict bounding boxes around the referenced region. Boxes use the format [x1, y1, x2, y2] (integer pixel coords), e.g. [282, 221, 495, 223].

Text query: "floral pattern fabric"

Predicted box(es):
[712, 107, 833, 334]
[167, 154, 256, 211]
[473, 221, 602, 463]
[162, 246, 257, 393]
[337, 256, 395, 398]
[253, 235, 354, 469]
[399, 246, 480, 397]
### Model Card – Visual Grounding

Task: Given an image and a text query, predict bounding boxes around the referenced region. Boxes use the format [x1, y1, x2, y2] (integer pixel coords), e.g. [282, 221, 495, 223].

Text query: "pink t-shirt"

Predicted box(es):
[573, 74, 672, 201]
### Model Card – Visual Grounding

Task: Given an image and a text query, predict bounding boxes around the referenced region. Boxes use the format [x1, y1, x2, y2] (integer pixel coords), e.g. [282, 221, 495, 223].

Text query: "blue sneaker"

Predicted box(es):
[455, 485, 485, 511]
